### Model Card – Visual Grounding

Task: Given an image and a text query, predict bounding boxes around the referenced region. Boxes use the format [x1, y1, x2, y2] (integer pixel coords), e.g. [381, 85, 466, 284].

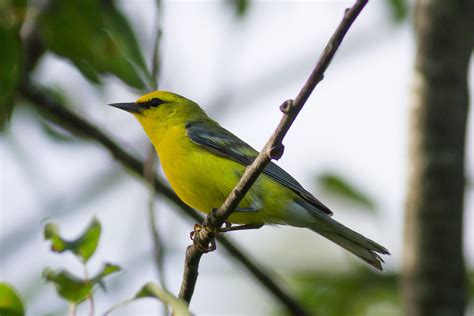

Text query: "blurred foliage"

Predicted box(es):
[317, 172, 376, 211]
[469, 270, 474, 300]
[30, 86, 105, 141]
[3, 0, 469, 315]
[43, 217, 121, 306]
[41, 217, 188, 314]
[0, 0, 151, 129]
[387, 0, 408, 22]
[43, 263, 121, 304]
[227, 0, 407, 21]
[38, 0, 150, 90]
[0, 0, 25, 130]
[292, 268, 474, 316]
[227, 0, 250, 17]
[0, 167, 124, 256]
[40, 120, 78, 143]
[0, 283, 25, 316]
[44, 217, 101, 263]
[134, 283, 190, 316]
[292, 268, 400, 316]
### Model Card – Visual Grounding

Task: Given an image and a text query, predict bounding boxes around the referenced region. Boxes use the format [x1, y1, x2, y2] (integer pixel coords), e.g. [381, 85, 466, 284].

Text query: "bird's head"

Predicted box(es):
[109, 90, 207, 139]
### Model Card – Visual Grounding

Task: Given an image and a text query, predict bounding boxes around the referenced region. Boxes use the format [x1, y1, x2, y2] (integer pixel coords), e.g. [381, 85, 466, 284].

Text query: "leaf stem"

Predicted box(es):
[68, 303, 77, 316]
[83, 263, 95, 316]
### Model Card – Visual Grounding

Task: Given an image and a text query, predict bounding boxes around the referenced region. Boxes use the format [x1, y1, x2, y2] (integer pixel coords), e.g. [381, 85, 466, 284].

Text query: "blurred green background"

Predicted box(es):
[1, 0, 473, 315]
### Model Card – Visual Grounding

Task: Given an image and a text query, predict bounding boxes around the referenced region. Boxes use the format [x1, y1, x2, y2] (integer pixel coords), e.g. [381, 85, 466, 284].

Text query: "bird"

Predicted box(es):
[109, 90, 389, 270]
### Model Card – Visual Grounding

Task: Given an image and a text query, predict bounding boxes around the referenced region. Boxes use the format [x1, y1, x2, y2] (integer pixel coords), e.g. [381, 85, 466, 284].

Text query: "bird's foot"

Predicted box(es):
[189, 223, 201, 241]
[189, 209, 226, 252]
[190, 223, 216, 253]
[189, 209, 264, 252]
[205, 208, 263, 233]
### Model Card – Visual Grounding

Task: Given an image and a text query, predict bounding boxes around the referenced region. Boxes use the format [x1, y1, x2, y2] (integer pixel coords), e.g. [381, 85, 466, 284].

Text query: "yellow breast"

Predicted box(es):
[151, 124, 291, 225]
[155, 124, 242, 211]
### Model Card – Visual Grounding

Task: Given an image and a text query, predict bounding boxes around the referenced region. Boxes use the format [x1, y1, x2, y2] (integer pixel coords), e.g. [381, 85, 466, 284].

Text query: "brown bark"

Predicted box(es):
[403, 0, 473, 315]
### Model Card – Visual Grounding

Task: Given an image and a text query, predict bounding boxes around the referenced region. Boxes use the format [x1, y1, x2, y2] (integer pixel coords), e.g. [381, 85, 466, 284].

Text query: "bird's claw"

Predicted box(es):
[189, 223, 217, 253]
[189, 209, 262, 253]
[189, 223, 202, 241]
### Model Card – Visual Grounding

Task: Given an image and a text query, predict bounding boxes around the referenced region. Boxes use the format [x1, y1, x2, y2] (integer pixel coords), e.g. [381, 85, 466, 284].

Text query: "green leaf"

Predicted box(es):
[43, 268, 93, 304]
[92, 263, 121, 283]
[43, 263, 121, 304]
[0, 0, 26, 130]
[38, 0, 150, 89]
[44, 217, 101, 263]
[292, 268, 399, 316]
[135, 283, 190, 316]
[228, 0, 250, 18]
[102, 1, 153, 87]
[317, 173, 376, 211]
[0, 283, 25, 316]
[387, 0, 408, 22]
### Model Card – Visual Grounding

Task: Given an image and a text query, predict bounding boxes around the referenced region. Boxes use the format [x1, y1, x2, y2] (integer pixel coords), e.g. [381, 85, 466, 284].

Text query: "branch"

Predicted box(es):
[150, 0, 163, 89]
[144, 4, 168, 314]
[144, 147, 169, 316]
[179, 0, 368, 310]
[19, 80, 305, 314]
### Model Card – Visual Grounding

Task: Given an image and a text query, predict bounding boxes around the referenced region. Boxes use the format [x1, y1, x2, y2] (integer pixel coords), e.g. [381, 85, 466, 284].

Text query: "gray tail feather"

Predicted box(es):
[308, 216, 390, 271]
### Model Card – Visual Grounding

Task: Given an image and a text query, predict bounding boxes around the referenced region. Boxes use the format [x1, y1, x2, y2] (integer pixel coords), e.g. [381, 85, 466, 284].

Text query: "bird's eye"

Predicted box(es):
[149, 98, 165, 107]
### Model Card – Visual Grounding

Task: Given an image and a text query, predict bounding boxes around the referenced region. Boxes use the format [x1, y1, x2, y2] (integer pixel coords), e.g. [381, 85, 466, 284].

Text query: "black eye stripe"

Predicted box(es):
[149, 98, 165, 107]
[140, 98, 165, 109]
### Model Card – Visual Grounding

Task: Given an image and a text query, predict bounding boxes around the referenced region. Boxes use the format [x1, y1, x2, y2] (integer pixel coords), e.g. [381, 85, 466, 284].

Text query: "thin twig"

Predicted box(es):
[20, 81, 305, 314]
[102, 297, 136, 316]
[68, 303, 77, 316]
[82, 264, 95, 316]
[144, 146, 169, 316]
[178, 0, 369, 311]
[151, 0, 162, 90]
[145, 2, 169, 314]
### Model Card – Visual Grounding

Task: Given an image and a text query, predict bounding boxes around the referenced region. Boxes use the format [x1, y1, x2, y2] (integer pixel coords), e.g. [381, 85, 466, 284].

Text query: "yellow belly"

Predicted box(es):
[153, 124, 291, 224]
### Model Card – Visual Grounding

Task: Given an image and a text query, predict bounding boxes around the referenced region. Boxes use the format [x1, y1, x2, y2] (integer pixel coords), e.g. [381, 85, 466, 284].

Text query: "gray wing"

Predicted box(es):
[186, 120, 333, 215]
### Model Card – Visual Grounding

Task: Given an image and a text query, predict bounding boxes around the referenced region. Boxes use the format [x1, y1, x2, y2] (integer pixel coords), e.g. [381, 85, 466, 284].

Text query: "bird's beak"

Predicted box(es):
[108, 102, 142, 114]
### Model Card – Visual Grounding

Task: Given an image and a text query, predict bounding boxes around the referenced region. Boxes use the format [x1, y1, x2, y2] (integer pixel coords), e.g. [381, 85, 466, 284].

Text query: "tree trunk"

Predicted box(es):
[402, 0, 473, 315]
